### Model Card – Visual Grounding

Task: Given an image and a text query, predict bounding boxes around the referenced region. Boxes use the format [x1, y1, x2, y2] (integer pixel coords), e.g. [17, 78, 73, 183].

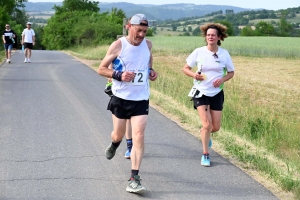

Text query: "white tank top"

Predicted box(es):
[111, 37, 151, 100]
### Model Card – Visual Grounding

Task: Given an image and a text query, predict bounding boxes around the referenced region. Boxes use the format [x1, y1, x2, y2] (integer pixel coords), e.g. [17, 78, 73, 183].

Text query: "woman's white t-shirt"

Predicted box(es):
[186, 46, 235, 97]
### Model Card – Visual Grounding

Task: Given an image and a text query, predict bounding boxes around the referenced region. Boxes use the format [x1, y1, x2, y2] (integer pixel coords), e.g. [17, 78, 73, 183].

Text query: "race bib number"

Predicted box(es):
[188, 87, 202, 98]
[125, 70, 147, 85]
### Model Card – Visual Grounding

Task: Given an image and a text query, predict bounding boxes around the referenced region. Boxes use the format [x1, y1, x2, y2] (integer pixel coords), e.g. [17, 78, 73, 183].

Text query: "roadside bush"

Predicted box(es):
[42, 10, 125, 50]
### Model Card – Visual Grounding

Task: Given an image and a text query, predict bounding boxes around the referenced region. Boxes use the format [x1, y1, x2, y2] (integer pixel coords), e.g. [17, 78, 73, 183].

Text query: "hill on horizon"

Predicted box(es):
[24, 2, 259, 20]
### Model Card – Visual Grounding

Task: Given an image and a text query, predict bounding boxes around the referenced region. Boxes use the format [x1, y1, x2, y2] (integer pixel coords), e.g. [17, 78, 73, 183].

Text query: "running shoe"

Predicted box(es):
[24, 58, 27, 63]
[201, 154, 211, 167]
[105, 143, 118, 160]
[126, 175, 146, 194]
[208, 138, 212, 148]
[124, 145, 132, 159]
[27, 58, 31, 63]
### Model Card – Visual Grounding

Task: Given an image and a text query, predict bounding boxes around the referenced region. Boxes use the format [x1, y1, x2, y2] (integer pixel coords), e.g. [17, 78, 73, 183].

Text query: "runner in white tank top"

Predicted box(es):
[111, 36, 151, 100]
[97, 14, 158, 194]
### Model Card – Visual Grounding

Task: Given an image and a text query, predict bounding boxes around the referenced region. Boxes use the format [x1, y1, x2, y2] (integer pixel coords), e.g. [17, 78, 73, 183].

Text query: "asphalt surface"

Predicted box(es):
[0, 50, 278, 199]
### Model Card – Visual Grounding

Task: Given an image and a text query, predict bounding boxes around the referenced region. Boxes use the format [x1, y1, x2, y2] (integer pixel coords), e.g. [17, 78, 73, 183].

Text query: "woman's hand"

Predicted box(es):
[194, 72, 205, 81]
[213, 78, 224, 88]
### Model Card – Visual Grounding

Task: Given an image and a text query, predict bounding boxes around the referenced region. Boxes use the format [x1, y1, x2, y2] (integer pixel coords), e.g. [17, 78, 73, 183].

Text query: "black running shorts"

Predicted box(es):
[107, 96, 149, 119]
[193, 90, 224, 111]
[24, 42, 33, 49]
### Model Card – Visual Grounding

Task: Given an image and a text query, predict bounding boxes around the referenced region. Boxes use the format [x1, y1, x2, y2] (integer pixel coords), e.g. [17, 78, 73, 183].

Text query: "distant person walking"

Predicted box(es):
[183, 23, 235, 167]
[22, 22, 35, 63]
[2, 24, 16, 63]
[98, 14, 158, 194]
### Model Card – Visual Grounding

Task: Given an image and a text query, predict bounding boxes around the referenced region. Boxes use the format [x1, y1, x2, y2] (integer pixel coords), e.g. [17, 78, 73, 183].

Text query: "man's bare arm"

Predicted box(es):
[97, 40, 121, 78]
[146, 39, 158, 81]
[21, 34, 24, 44]
[33, 36, 36, 45]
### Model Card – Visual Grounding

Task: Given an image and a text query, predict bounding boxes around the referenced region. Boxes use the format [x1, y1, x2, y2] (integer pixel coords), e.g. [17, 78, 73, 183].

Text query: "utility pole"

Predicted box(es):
[117, 18, 128, 39]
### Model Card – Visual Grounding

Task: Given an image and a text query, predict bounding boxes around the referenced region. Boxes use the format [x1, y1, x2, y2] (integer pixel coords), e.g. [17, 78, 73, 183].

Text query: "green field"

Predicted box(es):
[150, 36, 300, 59]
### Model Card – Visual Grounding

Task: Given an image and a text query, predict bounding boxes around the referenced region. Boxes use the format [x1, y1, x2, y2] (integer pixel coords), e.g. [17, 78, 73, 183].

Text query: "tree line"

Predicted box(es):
[160, 6, 300, 37]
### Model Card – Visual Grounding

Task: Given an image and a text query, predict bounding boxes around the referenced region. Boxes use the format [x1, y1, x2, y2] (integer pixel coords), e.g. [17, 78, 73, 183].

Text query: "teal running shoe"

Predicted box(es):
[201, 154, 211, 167]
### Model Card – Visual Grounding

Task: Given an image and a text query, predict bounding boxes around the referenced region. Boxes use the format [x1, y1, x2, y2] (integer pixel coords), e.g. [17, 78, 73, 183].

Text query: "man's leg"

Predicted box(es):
[130, 115, 147, 170]
[126, 115, 147, 193]
[24, 48, 28, 62]
[27, 49, 32, 62]
[7, 50, 11, 60]
[28, 49, 32, 58]
[7, 45, 12, 62]
[125, 119, 133, 158]
[4, 45, 8, 60]
[105, 115, 126, 160]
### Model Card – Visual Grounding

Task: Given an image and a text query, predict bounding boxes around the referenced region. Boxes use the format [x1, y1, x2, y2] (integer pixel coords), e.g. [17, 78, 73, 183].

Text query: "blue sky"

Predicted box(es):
[28, 0, 299, 10]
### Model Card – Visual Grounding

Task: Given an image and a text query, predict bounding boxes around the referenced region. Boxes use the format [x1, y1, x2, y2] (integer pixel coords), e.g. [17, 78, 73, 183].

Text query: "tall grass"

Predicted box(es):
[67, 45, 109, 60]
[0, 50, 4, 62]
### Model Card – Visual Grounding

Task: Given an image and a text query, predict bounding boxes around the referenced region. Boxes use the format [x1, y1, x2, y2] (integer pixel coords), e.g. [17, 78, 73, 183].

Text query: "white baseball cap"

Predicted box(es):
[26, 22, 32, 25]
[130, 14, 148, 26]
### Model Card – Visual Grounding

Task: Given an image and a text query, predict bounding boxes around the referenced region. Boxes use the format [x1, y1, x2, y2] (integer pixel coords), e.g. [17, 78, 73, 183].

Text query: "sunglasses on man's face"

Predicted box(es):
[6, 26, 10, 27]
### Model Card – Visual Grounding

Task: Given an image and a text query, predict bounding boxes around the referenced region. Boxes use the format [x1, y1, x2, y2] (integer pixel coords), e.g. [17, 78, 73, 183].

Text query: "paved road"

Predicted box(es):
[0, 50, 277, 199]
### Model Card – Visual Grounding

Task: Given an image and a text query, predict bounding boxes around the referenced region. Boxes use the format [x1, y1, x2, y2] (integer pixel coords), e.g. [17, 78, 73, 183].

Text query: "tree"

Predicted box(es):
[11, 9, 28, 26]
[0, 0, 28, 31]
[248, 14, 256, 20]
[54, 0, 99, 14]
[276, 11, 294, 36]
[31, 23, 45, 49]
[255, 21, 274, 36]
[42, 10, 125, 49]
[240, 26, 256, 36]
[171, 23, 177, 31]
[0, 0, 27, 15]
[146, 28, 154, 37]
[225, 10, 234, 14]
[0, 7, 10, 30]
[151, 27, 157, 34]
[192, 27, 200, 36]
[215, 20, 234, 36]
[188, 26, 192, 32]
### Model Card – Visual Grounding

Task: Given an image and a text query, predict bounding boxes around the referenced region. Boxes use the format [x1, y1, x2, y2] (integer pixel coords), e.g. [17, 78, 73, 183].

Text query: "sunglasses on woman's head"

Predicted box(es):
[213, 53, 218, 59]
